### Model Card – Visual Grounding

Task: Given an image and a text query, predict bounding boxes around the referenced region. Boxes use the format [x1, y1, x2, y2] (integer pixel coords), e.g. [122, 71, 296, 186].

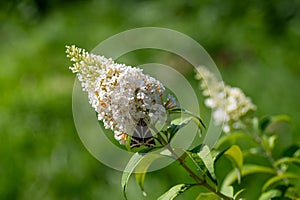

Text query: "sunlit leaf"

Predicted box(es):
[196, 192, 220, 200]
[258, 189, 281, 200]
[233, 188, 246, 199]
[267, 135, 278, 150]
[135, 153, 164, 194]
[262, 173, 300, 191]
[224, 145, 243, 183]
[220, 185, 234, 198]
[121, 153, 144, 199]
[157, 184, 191, 200]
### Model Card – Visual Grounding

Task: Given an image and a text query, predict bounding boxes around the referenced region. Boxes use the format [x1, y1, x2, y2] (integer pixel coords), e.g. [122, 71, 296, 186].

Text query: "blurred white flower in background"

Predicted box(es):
[66, 45, 177, 144]
[196, 66, 256, 133]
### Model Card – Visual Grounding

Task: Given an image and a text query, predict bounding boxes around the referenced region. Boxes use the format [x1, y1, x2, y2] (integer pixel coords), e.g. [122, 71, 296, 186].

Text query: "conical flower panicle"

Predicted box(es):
[66, 45, 177, 144]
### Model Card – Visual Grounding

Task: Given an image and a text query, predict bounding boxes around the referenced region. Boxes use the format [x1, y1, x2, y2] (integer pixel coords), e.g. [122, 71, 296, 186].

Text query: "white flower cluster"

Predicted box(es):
[66, 45, 174, 144]
[196, 66, 256, 133]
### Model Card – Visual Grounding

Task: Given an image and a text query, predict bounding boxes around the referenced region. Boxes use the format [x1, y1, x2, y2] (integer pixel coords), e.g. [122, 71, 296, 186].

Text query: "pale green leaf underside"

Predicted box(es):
[198, 145, 216, 180]
[121, 153, 144, 199]
[135, 153, 164, 193]
[157, 184, 191, 200]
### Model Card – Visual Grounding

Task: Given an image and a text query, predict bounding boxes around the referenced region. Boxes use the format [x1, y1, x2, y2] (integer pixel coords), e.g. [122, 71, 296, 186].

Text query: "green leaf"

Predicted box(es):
[224, 145, 243, 183]
[260, 116, 272, 131]
[159, 148, 174, 158]
[212, 147, 231, 164]
[197, 145, 216, 180]
[274, 157, 300, 167]
[135, 153, 163, 194]
[171, 117, 192, 126]
[233, 188, 245, 199]
[221, 164, 275, 193]
[261, 135, 278, 152]
[196, 192, 220, 200]
[262, 173, 300, 191]
[168, 108, 206, 130]
[259, 115, 290, 132]
[215, 132, 253, 149]
[268, 135, 278, 150]
[168, 117, 193, 141]
[185, 147, 216, 184]
[157, 184, 191, 200]
[185, 150, 206, 173]
[121, 153, 144, 199]
[258, 189, 281, 200]
[282, 144, 300, 157]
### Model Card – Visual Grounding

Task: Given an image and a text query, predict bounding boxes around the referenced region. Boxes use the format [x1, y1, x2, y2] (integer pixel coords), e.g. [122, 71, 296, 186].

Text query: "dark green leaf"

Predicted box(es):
[282, 144, 300, 157]
[271, 197, 292, 200]
[189, 144, 204, 153]
[259, 115, 290, 132]
[260, 116, 272, 131]
[168, 117, 192, 141]
[185, 151, 205, 173]
[196, 192, 220, 200]
[213, 147, 230, 164]
[121, 153, 144, 199]
[157, 184, 192, 200]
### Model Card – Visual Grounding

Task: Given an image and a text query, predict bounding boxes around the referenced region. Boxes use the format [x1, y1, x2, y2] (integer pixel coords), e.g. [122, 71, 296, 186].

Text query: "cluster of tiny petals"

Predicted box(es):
[196, 66, 256, 133]
[66, 45, 171, 144]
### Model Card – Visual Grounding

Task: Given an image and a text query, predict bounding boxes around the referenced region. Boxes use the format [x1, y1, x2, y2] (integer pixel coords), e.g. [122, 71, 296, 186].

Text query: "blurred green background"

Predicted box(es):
[1, 0, 300, 199]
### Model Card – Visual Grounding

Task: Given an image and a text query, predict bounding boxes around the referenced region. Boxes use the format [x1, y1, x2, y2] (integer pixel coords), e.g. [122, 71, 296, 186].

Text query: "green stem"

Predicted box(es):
[254, 135, 283, 175]
[250, 118, 284, 176]
[167, 145, 233, 200]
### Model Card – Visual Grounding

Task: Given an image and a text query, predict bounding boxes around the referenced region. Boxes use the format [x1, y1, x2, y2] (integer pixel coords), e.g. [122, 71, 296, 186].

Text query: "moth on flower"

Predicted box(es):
[66, 45, 179, 148]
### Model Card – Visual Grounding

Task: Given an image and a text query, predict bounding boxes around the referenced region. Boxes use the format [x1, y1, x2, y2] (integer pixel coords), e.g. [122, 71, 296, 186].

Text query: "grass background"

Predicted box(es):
[1, 0, 300, 199]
